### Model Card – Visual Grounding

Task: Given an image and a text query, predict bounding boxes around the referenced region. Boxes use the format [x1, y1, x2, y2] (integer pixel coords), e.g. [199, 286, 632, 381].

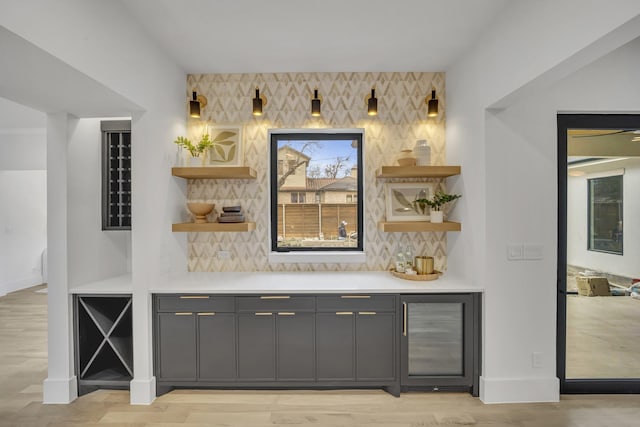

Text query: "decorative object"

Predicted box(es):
[252, 87, 267, 116]
[207, 125, 243, 166]
[385, 182, 434, 222]
[426, 89, 438, 117]
[414, 256, 434, 274]
[396, 149, 417, 167]
[189, 91, 207, 118]
[390, 268, 441, 281]
[174, 133, 213, 166]
[414, 139, 431, 166]
[187, 202, 215, 223]
[218, 205, 245, 223]
[366, 88, 378, 116]
[413, 191, 462, 224]
[311, 89, 322, 116]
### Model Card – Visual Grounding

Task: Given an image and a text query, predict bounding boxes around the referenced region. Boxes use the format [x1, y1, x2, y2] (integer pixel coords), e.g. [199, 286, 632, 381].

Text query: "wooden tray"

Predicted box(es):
[390, 268, 441, 281]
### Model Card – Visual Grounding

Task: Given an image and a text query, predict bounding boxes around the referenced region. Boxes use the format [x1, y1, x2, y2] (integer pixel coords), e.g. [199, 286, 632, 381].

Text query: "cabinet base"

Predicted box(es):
[156, 383, 402, 397]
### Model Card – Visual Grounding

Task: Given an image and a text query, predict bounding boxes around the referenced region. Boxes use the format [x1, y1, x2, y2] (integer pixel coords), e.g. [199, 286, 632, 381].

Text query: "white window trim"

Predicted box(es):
[268, 128, 366, 264]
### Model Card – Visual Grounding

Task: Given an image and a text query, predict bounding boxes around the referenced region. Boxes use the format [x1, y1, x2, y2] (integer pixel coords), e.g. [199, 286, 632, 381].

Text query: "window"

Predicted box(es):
[270, 130, 363, 253]
[588, 174, 623, 254]
[101, 120, 131, 230]
[291, 192, 306, 203]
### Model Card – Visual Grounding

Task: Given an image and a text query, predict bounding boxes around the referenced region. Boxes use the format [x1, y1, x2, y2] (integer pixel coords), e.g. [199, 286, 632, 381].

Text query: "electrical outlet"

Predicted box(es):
[217, 250, 231, 260]
[532, 352, 543, 368]
[524, 244, 543, 260]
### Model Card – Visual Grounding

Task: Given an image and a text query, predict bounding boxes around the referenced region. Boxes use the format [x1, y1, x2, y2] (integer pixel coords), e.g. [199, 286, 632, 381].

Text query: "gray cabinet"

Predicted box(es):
[198, 313, 236, 381]
[157, 312, 197, 381]
[237, 312, 275, 380]
[277, 312, 315, 381]
[316, 312, 355, 380]
[356, 312, 395, 381]
[154, 295, 236, 392]
[400, 293, 481, 396]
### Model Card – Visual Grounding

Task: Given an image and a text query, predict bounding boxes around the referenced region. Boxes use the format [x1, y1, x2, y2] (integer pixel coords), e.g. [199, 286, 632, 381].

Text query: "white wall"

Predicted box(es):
[66, 118, 130, 287]
[0, 170, 46, 295]
[447, 1, 640, 403]
[568, 164, 640, 278]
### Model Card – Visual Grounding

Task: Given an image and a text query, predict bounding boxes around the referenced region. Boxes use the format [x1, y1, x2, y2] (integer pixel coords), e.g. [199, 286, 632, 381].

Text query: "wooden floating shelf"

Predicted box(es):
[376, 165, 461, 178]
[172, 222, 256, 232]
[172, 166, 257, 180]
[377, 221, 461, 233]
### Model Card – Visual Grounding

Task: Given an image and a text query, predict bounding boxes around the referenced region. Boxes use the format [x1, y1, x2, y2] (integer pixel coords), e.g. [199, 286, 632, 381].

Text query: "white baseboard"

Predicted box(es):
[43, 376, 77, 404]
[480, 376, 559, 403]
[130, 376, 156, 405]
[0, 274, 44, 297]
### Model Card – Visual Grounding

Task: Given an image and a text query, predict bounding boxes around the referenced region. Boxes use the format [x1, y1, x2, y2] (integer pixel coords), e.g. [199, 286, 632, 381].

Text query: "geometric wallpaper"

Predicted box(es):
[184, 72, 449, 272]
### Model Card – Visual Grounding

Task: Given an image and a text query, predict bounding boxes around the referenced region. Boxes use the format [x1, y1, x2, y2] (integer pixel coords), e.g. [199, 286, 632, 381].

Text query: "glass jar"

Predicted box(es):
[414, 139, 431, 166]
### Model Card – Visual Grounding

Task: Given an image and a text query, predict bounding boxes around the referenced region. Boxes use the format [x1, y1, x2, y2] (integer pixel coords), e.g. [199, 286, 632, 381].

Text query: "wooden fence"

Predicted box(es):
[277, 203, 357, 239]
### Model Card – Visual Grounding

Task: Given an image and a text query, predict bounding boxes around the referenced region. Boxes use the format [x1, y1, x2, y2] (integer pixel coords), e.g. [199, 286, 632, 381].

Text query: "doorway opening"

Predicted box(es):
[558, 113, 640, 393]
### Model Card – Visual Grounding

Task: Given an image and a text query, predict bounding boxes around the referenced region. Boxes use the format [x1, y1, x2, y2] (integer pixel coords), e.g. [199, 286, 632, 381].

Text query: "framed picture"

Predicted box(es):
[207, 125, 242, 166]
[385, 182, 434, 221]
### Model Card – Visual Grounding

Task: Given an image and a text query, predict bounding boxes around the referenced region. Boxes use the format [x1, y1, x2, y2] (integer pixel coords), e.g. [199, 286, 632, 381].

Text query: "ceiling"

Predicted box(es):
[120, 0, 509, 73]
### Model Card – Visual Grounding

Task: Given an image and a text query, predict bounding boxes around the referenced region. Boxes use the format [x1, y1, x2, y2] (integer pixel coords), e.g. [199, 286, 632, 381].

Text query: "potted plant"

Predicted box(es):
[413, 191, 461, 223]
[174, 134, 213, 166]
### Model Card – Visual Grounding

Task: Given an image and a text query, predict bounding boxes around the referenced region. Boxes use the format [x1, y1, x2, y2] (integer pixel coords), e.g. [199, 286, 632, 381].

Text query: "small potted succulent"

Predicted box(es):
[174, 134, 213, 166]
[413, 191, 461, 223]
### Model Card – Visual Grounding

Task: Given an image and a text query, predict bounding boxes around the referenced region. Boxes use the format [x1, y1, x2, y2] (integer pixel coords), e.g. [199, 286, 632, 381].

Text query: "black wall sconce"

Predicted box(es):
[366, 88, 378, 116]
[311, 89, 322, 117]
[426, 89, 438, 117]
[252, 87, 267, 116]
[189, 91, 208, 118]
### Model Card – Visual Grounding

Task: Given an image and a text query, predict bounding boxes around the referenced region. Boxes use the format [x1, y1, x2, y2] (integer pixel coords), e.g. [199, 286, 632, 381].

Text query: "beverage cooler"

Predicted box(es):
[400, 293, 481, 395]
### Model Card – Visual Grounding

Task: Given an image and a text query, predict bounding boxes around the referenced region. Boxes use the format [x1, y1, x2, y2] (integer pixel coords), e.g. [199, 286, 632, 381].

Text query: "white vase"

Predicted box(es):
[414, 139, 431, 166]
[430, 210, 443, 223]
[189, 156, 202, 167]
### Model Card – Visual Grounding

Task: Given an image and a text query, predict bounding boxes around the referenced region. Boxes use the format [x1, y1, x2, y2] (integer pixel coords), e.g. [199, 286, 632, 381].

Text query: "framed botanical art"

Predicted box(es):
[207, 125, 242, 166]
[385, 182, 434, 221]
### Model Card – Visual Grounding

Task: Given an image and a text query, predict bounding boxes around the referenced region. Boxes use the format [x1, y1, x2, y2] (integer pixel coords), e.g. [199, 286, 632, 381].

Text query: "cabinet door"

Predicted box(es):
[356, 312, 395, 381]
[157, 312, 197, 381]
[237, 312, 275, 380]
[316, 312, 355, 381]
[198, 313, 236, 381]
[277, 312, 315, 381]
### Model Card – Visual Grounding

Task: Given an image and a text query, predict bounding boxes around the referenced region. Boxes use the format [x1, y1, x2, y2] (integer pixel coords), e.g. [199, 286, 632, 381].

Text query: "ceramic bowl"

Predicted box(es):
[187, 202, 215, 223]
[397, 157, 417, 167]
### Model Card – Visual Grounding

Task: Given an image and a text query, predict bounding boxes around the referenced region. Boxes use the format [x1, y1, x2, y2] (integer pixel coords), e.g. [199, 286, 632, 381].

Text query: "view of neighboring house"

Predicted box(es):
[276, 145, 357, 241]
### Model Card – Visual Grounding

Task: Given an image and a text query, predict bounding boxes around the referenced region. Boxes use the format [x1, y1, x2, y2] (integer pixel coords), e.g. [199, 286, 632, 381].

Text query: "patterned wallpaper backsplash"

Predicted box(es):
[184, 72, 448, 272]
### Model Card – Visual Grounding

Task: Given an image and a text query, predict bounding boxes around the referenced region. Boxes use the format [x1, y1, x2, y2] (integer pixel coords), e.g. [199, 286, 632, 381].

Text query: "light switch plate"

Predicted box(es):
[507, 244, 523, 260]
[523, 244, 543, 260]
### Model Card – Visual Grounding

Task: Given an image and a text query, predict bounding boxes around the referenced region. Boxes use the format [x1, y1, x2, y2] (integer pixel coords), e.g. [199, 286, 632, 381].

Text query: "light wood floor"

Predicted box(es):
[2, 286, 640, 426]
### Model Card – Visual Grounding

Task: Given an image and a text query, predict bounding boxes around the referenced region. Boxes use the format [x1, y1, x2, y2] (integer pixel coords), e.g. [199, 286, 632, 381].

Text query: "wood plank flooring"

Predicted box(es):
[2, 285, 640, 426]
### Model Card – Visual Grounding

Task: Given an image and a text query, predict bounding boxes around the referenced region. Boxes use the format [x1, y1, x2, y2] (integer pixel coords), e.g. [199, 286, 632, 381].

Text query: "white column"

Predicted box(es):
[43, 112, 77, 403]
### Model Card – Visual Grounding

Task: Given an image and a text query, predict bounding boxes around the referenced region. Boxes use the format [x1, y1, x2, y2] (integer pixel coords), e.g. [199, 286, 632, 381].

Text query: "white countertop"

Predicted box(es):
[69, 272, 481, 294]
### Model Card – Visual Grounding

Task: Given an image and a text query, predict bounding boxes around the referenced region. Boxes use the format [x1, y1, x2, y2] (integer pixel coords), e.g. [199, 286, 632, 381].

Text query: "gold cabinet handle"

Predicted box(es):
[278, 312, 296, 316]
[358, 311, 376, 315]
[336, 311, 353, 315]
[260, 296, 290, 299]
[179, 295, 209, 299]
[402, 302, 407, 337]
[340, 295, 370, 299]
[255, 312, 273, 316]
[197, 312, 215, 316]
[175, 312, 193, 316]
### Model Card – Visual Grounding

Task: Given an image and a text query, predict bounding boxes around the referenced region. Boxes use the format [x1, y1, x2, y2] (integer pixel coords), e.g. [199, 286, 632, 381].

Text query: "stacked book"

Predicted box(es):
[218, 205, 245, 223]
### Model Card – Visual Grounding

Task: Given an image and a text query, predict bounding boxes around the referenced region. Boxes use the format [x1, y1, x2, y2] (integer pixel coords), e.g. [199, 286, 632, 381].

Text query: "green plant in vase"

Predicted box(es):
[413, 191, 461, 223]
[174, 134, 213, 166]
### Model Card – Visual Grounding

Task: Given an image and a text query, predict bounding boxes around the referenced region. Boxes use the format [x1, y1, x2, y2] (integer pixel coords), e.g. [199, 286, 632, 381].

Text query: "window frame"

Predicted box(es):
[587, 172, 623, 255]
[269, 129, 365, 260]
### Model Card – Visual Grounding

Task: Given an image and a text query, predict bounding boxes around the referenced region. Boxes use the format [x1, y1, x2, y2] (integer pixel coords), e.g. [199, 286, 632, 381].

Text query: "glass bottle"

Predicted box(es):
[404, 244, 415, 270]
[395, 250, 406, 273]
